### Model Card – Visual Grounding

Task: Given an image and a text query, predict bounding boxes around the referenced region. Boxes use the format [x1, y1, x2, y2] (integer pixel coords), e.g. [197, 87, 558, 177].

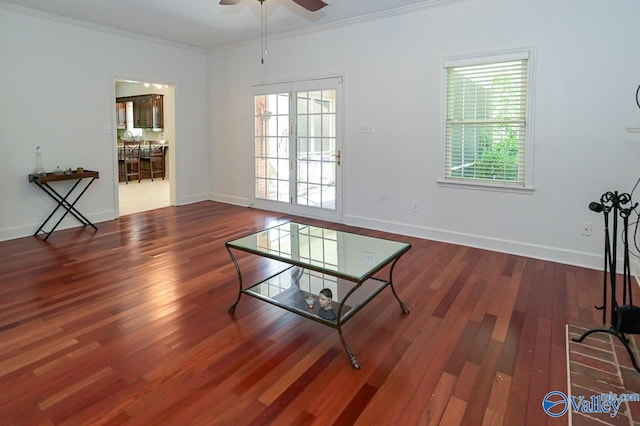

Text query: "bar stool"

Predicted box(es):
[122, 141, 141, 184]
[147, 140, 165, 181]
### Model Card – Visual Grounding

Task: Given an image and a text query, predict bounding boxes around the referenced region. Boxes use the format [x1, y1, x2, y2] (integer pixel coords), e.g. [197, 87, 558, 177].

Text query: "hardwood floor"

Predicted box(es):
[0, 201, 621, 424]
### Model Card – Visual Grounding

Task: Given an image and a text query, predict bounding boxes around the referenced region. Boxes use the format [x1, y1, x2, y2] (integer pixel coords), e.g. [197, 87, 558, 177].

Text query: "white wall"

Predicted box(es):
[2, 0, 639, 272]
[0, 5, 209, 241]
[208, 0, 640, 270]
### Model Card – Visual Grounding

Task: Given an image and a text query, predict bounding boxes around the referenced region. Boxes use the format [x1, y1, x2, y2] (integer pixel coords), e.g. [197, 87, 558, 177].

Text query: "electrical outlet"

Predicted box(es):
[412, 200, 420, 213]
[581, 221, 592, 236]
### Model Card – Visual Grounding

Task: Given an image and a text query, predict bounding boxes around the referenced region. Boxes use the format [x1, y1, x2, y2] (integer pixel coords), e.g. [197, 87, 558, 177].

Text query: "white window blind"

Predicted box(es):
[445, 55, 529, 186]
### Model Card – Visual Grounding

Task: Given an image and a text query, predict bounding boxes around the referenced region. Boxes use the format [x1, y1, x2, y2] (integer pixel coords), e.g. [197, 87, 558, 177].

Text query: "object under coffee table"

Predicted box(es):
[226, 222, 411, 369]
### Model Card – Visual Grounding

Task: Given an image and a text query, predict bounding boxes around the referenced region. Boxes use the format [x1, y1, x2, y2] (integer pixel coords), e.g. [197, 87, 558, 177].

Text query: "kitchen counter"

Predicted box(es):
[117, 139, 169, 146]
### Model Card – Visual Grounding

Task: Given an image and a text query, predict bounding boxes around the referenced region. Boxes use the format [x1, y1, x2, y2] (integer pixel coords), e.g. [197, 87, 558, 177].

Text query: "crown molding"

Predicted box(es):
[1, 0, 465, 54]
[209, 0, 468, 53]
[0, 1, 207, 53]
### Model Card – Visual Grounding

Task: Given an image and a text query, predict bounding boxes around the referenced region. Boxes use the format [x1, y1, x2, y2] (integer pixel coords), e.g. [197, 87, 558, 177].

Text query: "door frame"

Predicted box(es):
[249, 76, 344, 223]
[112, 79, 176, 217]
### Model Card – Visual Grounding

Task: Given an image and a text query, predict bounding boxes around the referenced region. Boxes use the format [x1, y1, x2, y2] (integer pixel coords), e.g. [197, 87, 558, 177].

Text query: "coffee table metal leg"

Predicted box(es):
[337, 325, 360, 370]
[388, 256, 410, 314]
[226, 245, 243, 313]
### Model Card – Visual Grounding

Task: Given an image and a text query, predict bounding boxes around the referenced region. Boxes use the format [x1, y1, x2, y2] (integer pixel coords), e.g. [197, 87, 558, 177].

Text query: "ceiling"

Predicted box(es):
[0, 0, 454, 50]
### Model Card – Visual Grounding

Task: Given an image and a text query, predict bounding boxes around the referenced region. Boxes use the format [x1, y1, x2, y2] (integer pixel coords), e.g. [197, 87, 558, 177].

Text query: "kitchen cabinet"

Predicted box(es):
[151, 95, 164, 129]
[133, 94, 163, 129]
[116, 94, 163, 130]
[116, 102, 127, 129]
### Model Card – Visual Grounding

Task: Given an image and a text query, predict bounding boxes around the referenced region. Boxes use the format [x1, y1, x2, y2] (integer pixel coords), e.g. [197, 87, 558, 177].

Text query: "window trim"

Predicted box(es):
[437, 47, 536, 192]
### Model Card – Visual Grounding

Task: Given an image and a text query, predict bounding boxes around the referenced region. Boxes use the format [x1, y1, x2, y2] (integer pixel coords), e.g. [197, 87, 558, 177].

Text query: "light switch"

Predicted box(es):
[361, 123, 374, 134]
[103, 124, 111, 135]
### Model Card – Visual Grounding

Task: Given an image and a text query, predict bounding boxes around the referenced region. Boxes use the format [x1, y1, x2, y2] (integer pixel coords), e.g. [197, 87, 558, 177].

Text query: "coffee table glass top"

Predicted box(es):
[226, 222, 411, 282]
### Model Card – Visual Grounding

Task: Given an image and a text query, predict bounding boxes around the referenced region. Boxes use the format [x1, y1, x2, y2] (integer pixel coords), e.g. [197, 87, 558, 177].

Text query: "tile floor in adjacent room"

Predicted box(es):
[567, 323, 640, 425]
[119, 178, 170, 216]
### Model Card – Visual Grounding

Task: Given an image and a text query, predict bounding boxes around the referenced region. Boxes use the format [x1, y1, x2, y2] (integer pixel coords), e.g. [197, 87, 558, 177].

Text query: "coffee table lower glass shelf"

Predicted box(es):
[245, 266, 393, 325]
[226, 222, 411, 369]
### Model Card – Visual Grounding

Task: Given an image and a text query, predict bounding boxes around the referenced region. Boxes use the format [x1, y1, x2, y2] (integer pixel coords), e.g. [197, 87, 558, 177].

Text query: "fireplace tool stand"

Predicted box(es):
[572, 191, 640, 373]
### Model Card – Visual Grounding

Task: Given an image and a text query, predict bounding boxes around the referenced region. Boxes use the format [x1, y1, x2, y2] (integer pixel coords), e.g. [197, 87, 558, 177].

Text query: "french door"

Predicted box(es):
[251, 77, 343, 221]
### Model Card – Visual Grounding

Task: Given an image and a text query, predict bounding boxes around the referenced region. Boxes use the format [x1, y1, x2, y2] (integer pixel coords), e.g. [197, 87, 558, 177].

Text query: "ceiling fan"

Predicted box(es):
[219, 0, 328, 64]
[219, 0, 328, 12]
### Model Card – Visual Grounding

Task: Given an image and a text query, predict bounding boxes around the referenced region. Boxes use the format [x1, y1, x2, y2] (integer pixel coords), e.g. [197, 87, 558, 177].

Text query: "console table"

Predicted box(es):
[28, 170, 99, 240]
[226, 222, 411, 369]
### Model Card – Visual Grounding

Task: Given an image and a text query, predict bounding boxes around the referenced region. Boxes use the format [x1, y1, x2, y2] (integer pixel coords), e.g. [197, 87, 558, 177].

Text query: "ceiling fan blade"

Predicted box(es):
[291, 0, 328, 12]
[219, 0, 241, 5]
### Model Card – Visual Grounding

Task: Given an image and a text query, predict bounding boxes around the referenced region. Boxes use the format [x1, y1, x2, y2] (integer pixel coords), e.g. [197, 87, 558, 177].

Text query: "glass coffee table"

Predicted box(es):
[226, 222, 411, 369]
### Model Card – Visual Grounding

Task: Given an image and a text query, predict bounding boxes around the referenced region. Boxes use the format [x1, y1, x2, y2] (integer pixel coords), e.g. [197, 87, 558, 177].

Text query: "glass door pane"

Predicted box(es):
[295, 89, 337, 210]
[254, 92, 290, 202]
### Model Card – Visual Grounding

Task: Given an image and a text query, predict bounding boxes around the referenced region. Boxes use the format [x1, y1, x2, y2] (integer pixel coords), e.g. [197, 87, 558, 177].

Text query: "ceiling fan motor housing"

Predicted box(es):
[219, 0, 328, 12]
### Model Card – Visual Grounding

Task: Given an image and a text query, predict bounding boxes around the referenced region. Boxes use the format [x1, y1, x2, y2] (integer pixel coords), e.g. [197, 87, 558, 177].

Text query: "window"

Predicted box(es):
[441, 50, 533, 189]
[125, 101, 143, 138]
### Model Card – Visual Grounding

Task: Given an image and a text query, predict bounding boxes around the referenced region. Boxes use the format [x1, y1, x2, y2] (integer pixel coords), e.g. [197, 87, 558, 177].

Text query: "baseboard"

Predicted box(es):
[4, 198, 627, 276]
[0, 210, 115, 242]
[209, 193, 249, 207]
[177, 192, 210, 206]
[0, 223, 39, 242]
[345, 213, 605, 271]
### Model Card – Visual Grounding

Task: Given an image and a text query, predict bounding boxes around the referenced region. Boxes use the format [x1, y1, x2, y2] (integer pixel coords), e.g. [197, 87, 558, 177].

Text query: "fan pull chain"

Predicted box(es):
[260, 0, 268, 64]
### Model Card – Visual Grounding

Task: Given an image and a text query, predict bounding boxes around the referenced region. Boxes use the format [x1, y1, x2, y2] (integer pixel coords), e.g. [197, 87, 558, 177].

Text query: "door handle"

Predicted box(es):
[333, 150, 341, 166]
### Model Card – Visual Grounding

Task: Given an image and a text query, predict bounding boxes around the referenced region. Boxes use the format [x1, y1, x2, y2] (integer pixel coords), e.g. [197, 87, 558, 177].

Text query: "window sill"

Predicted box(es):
[436, 179, 535, 194]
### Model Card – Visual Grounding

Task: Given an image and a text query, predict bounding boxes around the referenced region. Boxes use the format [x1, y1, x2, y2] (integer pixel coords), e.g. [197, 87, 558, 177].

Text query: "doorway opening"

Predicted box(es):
[114, 80, 175, 216]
